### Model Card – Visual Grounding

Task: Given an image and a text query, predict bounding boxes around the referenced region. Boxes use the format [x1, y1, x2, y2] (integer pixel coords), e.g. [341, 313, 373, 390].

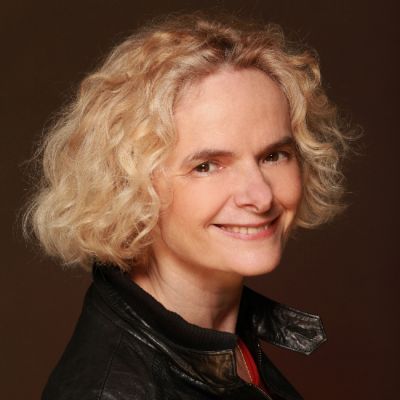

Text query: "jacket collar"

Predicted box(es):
[93, 265, 326, 398]
[238, 286, 327, 355]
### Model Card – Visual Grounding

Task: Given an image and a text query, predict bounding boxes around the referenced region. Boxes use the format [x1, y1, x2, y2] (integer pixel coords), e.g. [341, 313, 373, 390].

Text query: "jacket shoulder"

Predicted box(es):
[42, 286, 155, 400]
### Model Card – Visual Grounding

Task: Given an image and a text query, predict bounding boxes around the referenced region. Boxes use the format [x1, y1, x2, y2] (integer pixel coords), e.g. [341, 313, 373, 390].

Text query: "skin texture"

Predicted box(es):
[132, 68, 302, 337]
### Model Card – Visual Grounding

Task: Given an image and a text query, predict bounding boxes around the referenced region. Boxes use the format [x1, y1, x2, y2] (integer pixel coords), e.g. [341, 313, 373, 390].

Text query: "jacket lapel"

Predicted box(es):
[239, 286, 327, 355]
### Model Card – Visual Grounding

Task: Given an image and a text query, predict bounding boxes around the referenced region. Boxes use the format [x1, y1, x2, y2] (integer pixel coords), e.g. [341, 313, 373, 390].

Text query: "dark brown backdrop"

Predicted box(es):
[2, 1, 399, 399]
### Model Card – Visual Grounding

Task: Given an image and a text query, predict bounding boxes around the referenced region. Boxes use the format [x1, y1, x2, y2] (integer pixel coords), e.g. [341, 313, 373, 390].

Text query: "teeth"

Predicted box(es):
[219, 224, 269, 234]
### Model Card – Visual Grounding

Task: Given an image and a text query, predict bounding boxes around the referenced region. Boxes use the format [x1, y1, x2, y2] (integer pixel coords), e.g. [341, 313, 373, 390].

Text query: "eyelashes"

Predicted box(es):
[262, 150, 291, 163]
[192, 161, 220, 175]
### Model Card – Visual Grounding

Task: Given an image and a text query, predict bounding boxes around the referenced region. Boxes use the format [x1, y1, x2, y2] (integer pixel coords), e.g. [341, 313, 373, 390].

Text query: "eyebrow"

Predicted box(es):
[180, 135, 295, 167]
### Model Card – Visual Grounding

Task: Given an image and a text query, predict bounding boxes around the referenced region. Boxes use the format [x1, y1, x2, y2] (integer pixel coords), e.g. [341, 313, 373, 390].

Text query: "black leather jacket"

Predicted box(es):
[42, 266, 326, 400]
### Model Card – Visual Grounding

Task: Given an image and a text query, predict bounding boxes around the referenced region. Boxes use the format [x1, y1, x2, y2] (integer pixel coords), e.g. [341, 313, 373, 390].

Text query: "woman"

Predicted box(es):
[25, 13, 351, 400]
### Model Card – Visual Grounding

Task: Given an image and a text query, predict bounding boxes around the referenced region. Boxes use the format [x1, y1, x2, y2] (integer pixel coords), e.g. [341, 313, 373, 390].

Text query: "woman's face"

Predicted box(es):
[151, 68, 302, 279]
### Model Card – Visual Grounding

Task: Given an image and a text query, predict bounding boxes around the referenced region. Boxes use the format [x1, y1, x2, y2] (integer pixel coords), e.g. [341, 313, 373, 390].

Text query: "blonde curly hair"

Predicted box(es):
[23, 13, 353, 271]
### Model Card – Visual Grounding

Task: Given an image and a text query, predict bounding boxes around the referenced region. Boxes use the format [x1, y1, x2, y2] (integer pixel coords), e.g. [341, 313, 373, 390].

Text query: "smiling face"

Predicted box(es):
[150, 68, 302, 279]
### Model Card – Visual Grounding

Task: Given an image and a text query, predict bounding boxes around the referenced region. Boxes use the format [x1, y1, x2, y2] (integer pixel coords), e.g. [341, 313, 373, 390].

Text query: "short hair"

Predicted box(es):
[23, 12, 353, 270]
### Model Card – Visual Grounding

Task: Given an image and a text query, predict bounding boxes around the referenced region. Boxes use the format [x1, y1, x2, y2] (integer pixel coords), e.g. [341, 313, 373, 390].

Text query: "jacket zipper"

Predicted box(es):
[257, 341, 263, 370]
[252, 341, 274, 400]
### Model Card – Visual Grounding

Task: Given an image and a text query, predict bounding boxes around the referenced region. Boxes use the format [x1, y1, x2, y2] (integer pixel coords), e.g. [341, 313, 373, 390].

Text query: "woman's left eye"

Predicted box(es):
[193, 161, 218, 174]
[263, 151, 290, 163]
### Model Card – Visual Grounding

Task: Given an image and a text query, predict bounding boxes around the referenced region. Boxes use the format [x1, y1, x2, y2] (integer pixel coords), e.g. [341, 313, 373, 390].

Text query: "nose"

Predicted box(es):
[233, 163, 273, 214]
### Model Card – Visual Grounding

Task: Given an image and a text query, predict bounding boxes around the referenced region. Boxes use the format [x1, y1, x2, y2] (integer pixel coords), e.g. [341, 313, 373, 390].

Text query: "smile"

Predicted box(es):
[212, 218, 279, 240]
[218, 224, 269, 234]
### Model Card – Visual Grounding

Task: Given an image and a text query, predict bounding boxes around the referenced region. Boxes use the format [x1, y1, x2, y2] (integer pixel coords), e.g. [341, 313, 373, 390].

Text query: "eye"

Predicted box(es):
[193, 161, 219, 175]
[263, 151, 290, 164]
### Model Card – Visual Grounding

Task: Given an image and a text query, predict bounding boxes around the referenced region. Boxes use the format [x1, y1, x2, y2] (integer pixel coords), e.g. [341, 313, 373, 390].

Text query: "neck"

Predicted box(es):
[131, 255, 243, 333]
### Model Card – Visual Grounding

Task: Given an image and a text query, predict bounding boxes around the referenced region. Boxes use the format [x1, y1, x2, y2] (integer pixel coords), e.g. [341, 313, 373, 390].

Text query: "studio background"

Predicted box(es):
[2, 1, 398, 399]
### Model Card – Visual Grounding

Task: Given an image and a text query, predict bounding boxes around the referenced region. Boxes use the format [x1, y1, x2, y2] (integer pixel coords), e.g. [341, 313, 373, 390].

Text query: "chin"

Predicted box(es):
[238, 264, 279, 277]
[227, 251, 282, 277]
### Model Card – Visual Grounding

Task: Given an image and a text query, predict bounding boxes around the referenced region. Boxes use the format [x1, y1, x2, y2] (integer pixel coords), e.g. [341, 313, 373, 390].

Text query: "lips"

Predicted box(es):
[212, 217, 279, 239]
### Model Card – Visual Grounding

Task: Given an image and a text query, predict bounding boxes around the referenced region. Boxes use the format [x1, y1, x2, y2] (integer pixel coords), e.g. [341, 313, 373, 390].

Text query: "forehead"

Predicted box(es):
[171, 68, 291, 157]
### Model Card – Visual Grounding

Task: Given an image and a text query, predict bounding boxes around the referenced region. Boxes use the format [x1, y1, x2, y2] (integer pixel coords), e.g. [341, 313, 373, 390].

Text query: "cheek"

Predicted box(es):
[275, 165, 303, 209]
[168, 181, 226, 226]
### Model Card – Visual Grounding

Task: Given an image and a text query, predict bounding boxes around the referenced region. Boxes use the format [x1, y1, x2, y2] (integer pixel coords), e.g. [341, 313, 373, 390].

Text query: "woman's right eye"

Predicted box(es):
[193, 161, 218, 175]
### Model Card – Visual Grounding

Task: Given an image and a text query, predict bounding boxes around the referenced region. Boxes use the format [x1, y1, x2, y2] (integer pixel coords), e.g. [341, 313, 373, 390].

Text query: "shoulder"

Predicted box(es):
[42, 286, 156, 400]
